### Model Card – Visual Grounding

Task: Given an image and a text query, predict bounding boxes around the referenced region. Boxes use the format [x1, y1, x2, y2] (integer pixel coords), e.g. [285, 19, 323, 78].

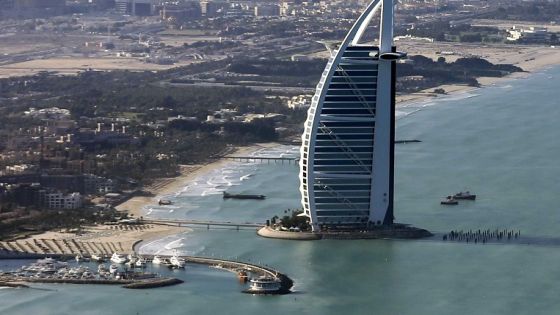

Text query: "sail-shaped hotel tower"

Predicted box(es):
[299, 0, 405, 232]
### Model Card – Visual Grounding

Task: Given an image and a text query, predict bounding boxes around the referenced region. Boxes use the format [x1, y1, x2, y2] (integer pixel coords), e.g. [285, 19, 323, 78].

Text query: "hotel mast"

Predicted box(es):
[299, 0, 404, 232]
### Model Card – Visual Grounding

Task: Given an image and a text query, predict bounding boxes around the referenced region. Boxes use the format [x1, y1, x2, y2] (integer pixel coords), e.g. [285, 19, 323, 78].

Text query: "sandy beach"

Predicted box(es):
[394, 41, 560, 105]
[0, 224, 188, 256]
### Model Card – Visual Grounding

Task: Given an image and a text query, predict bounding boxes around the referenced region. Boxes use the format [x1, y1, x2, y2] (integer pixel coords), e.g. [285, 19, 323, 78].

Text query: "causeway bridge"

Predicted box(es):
[144, 218, 263, 230]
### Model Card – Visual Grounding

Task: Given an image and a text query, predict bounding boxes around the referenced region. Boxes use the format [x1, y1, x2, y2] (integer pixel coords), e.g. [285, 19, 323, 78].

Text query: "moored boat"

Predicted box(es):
[135, 257, 147, 268]
[441, 196, 458, 205]
[91, 254, 104, 263]
[237, 270, 249, 283]
[152, 255, 163, 264]
[223, 192, 266, 200]
[110, 253, 127, 264]
[170, 254, 186, 269]
[453, 191, 476, 200]
[244, 276, 282, 294]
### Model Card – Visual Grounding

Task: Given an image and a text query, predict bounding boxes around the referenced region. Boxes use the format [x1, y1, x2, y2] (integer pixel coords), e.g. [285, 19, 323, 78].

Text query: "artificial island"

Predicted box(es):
[259, 0, 432, 240]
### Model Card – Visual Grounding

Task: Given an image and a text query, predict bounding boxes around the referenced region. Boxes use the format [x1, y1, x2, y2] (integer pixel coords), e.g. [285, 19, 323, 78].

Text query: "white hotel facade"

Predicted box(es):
[299, 0, 404, 232]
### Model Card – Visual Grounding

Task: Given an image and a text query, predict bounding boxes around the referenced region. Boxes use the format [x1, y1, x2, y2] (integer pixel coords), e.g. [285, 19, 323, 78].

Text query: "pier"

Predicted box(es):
[223, 156, 299, 165]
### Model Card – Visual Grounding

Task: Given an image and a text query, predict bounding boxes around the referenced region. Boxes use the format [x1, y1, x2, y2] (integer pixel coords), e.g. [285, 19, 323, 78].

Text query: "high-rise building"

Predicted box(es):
[299, 0, 405, 232]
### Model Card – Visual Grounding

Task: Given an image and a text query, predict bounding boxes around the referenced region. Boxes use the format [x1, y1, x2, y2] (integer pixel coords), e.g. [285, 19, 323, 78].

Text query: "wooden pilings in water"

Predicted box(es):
[442, 229, 521, 244]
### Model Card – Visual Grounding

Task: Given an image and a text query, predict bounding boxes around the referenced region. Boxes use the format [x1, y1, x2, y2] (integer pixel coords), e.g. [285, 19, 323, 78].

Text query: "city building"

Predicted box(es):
[115, 0, 154, 16]
[200, 0, 219, 17]
[299, 0, 403, 231]
[254, 4, 280, 17]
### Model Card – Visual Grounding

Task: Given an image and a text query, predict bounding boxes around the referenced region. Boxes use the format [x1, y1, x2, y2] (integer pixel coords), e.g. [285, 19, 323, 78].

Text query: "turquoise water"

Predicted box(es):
[3, 67, 560, 314]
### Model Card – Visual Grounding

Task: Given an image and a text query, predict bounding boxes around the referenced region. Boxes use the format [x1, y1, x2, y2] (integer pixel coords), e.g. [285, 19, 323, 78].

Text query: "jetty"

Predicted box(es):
[223, 156, 299, 165]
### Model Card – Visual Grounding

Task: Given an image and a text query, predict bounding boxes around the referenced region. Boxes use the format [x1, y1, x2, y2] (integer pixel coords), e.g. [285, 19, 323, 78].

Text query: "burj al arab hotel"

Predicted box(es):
[299, 0, 406, 232]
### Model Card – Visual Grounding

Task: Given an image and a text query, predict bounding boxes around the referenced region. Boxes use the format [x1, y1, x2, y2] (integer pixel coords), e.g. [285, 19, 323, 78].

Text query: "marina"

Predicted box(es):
[0, 252, 294, 294]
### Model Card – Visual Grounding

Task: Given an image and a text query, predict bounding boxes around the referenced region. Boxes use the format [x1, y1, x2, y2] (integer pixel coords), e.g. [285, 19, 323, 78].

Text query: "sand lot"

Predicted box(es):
[0, 57, 194, 78]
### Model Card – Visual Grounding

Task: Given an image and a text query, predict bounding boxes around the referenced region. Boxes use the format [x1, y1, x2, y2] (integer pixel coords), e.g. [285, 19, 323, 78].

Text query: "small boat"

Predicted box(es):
[98, 264, 108, 273]
[441, 196, 458, 205]
[245, 276, 282, 293]
[223, 192, 266, 200]
[135, 257, 147, 268]
[109, 264, 119, 274]
[152, 255, 163, 265]
[110, 253, 127, 264]
[75, 254, 83, 262]
[237, 270, 249, 283]
[453, 191, 476, 200]
[91, 254, 104, 263]
[127, 254, 138, 263]
[159, 199, 173, 205]
[170, 254, 186, 269]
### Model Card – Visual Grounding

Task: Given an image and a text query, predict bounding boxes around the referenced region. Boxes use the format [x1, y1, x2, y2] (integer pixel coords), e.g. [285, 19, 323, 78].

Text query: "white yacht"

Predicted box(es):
[91, 254, 104, 262]
[247, 276, 282, 293]
[109, 264, 119, 274]
[125, 255, 138, 267]
[110, 253, 127, 264]
[24, 258, 68, 274]
[152, 255, 163, 264]
[98, 264, 108, 273]
[170, 254, 186, 269]
[135, 257, 146, 268]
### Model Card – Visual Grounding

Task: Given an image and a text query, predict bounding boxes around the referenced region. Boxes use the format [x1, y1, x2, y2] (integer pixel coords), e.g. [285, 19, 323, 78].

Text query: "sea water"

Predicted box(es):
[3, 67, 560, 314]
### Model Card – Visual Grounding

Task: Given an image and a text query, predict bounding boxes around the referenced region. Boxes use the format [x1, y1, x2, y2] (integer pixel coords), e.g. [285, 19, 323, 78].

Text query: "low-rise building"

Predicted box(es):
[507, 26, 550, 43]
[43, 192, 83, 209]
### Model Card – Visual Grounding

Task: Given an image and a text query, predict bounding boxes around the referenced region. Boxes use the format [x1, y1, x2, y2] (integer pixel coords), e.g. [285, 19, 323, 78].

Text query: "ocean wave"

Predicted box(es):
[164, 238, 185, 250]
[240, 173, 253, 181]
[439, 92, 480, 102]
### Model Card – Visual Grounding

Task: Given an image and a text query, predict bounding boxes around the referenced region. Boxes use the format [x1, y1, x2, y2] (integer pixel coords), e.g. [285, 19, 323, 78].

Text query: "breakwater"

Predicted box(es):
[0, 275, 184, 289]
[140, 254, 293, 294]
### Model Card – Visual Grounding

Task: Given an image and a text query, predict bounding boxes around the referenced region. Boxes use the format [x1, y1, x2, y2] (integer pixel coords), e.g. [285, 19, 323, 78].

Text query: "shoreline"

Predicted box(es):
[396, 44, 560, 106]
[115, 142, 279, 219]
[6, 48, 560, 258]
